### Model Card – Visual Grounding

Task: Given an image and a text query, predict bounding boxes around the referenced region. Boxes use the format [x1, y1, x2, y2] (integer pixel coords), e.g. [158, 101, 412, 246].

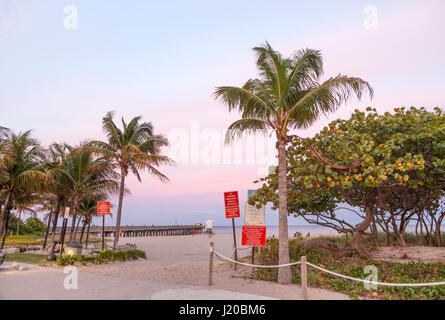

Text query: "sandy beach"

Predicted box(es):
[80, 234, 349, 299]
[0, 234, 349, 300]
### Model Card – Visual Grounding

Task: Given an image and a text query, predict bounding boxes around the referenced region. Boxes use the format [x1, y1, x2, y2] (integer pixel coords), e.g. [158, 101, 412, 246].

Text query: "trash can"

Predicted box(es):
[65, 242, 82, 256]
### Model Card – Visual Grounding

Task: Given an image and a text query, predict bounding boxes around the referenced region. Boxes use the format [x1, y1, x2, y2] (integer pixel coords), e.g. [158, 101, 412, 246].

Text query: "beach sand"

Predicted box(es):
[0, 233, 349, 300]
[74, 234, 349, 300]
[369, 246, 445, 264]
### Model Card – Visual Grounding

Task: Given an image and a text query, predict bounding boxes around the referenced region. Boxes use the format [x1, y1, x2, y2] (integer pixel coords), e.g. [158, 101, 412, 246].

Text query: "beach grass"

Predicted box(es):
[5, 253, 53, 266]
[4, 235, 42, 246]
[3, 233, 110, 248]
[253, 237, 445, 300]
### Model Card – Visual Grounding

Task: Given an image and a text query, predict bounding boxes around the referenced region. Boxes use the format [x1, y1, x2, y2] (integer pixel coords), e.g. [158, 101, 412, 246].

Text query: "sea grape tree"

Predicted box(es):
[250, 107, 445, 252]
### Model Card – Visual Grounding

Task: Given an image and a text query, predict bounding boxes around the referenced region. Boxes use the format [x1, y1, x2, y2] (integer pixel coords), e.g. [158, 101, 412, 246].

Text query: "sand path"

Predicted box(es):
[0, 234, 349, 300]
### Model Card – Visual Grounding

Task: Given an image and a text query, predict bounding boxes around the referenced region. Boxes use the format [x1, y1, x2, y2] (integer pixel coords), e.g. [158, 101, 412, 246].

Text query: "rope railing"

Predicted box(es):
[213, 248, 302, 268]
[305, 262, 445, 287]
[229, 245, 252, 258]
[236, 246, 254, 251]
[208, 243, 445, 299]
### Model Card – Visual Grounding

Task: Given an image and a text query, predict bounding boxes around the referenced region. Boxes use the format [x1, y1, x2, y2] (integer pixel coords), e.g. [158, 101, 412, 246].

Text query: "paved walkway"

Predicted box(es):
[0, 263, 276, 300]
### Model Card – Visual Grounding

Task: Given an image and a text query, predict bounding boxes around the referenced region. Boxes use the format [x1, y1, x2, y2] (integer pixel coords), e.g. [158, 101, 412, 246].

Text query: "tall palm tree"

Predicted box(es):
[0, 130, 46, 248]
[44, 142, 71, 251]
[214, 43, 373, 284]
[88, 112, 173, 250]
[49, 143, 120, 242]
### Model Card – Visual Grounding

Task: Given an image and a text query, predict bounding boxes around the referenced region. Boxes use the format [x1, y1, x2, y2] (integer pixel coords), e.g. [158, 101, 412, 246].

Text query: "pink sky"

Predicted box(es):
[1, 0, 444, 225]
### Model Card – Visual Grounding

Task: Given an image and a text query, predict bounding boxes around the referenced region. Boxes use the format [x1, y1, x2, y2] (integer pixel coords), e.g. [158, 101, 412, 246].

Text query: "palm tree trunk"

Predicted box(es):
[277, 139, 291, 285]
[79, 219, 87, 244]
[49, 200, 61, 253]
[113, 168, 126, 251]
[85, 218, 91, 249]
[16, 211, 21, 235]
[0, 191, 11, 238]
[42, 210, 53, 249]
[69, 196, 79, 242]
[69, 216, 75, 242]
[74, 215, 82, 241]
[0, 208, 11, 249]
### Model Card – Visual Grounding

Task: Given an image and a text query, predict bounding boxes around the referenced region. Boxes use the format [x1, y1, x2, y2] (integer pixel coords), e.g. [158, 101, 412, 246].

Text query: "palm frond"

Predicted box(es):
[286, 75, 374, 129]
[214, 85, 274, 119]
[253, 42, 289, 102]
[102, 111, 124, 148]
[281, 48, 323, 105]
[225, 118, 270, 144]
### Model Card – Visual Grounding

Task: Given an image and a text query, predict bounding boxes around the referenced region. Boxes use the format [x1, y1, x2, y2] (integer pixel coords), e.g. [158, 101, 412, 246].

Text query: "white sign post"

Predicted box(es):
[64, 207, 70, 219]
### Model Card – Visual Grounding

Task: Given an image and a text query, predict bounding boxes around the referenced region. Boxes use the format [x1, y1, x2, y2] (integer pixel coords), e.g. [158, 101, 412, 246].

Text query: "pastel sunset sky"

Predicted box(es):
[1, 0, 444, 226]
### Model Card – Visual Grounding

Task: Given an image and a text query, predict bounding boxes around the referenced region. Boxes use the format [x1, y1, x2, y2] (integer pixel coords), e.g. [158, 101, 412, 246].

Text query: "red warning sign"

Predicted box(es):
[241, 225, 266, 247]
[97, 201, 110, 215]
[224, 191, 240, 219]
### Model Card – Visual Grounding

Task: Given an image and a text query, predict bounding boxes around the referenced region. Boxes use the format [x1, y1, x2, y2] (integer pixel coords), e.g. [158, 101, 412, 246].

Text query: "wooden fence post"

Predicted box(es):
[209, 242, 214, 286]
[301, 256, 308, 300]
[251, 246, 255, 264]
[232, 244, 237, 270]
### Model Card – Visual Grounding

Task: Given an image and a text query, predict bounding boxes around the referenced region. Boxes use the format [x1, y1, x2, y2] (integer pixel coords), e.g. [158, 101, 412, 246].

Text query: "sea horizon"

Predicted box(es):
[213, 225, 340, 237]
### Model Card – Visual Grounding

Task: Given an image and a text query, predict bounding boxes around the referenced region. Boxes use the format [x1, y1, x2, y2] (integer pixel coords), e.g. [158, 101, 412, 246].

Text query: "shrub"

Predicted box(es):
[56, 254, 78, 266]
[97, 250, 113, 260]
[23, 217, 47, 235]
[127, 249, 147, 259]
[56, 249, 147, 266]
[254, 236, 445, 300]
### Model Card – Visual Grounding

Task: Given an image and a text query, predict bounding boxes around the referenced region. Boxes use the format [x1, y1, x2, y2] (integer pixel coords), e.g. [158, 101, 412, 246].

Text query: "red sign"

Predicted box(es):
[224, 191, 240, 218]
[97, 201, 110, 215]
[242, 225, 266, 247]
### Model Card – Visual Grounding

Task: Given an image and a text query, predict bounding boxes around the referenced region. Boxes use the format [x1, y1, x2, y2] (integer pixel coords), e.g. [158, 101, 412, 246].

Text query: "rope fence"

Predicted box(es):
[213, 249, 302, 268]
[208, 242, 445, 300]
[305, 262, 445, 287]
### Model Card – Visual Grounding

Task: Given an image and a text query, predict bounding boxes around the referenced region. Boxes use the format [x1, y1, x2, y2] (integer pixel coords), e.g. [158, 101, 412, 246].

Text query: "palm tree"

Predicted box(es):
[76, 197, 107, 245]
[88, 112, 173, 250]
[48, 143, 120, 243]
[39, 195, 57, 249]
[44, 143, 71, 251]
[0, 130, 46, 248]
[0, 127, 12, 212]
[214, 43, 373, 284]
[13, 191, 39, 235]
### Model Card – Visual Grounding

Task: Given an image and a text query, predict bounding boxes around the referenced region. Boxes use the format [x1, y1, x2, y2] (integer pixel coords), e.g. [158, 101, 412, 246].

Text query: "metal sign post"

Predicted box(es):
[224, 191, 240, 270]
[102, 215, 105, 251]
[97, 201, 111, 251]
[59, 202, 71, 255]
[231, 217, 238, 267]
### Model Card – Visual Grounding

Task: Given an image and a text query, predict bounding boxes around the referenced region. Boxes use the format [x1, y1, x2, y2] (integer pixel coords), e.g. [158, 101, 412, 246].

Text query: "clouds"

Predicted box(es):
[1, 1, 444, 225]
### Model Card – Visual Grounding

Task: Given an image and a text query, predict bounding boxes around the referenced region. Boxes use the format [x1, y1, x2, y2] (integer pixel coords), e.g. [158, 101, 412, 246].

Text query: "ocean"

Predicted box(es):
[213, 225, 340, 237]
[212, 224, 440, 238]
